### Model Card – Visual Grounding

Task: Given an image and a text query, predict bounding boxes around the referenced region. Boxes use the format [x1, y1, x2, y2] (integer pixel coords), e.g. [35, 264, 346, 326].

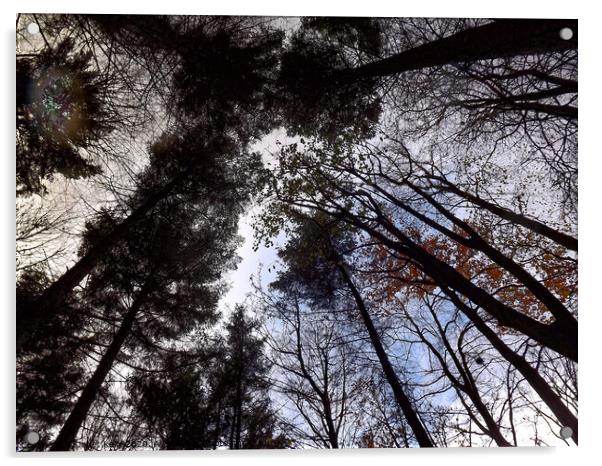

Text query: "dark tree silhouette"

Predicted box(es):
[16, 268, 91, 451]
[16, 39, 112, 195]
[16, 128, 265, 352]
[128, 306, 290, 450]
[278, 19, 576, 141]
[270, 215, 435, 447]
[49, 174, 243, 450]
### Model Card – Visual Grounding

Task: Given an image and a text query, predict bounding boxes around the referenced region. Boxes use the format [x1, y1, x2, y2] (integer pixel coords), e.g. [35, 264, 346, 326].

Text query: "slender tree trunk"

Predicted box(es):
[458, 343, 512, 446]
[453, 385, 512, 446]
[405, 180, 577, 328]
[228, 408, 236, 449]
[433, 178, 578, 251]
[500, 84, 578, 102]
[322, 398, 339, 449]
[356, 176, 576, 327]
[458, 81, 578, 120]
[336, 263, 434, 447]
[494, 102, 577, 120]
[342, 211, 577, 361]
[337, 19, 577, 82]
[213, 400, 222, 450]
[17, 174, 185, 353]
[233, 328, 246, 449]
[234, 381, 243, 449]
[318, 345, 339, 448]
[443, 287, 578, 444]
[465, 390, 513, 447]
[49, 286, 149, 451]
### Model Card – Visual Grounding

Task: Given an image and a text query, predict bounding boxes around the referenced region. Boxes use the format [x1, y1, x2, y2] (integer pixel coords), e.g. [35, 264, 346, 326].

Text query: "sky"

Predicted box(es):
[219, 127, 297, 314]
[218, 209, 279, 312]
[216, 17, 302, 314]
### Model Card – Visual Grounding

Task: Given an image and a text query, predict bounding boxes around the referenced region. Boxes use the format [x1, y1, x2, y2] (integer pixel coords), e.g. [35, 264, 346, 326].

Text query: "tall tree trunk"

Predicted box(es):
[49, 287, 149, 451]
[442, 286, 578, 444]
[228, 407, 236, 449]
[336, 263, 434, 447]
[318, 344, 339, 448]
[456, 79, 578, 121]
[213, 400, 222, 450]
[431, 177, 578, 251]
[464, 389, 513, 447]
[337, 19, 577, 82]
[352, 175, 576, 327]
[233, 381, 243, 449]
[17, 174, 185, 353]
[492, 101, 577, 120]
[340, 211, 577, 361]
[322, 398, 340, 449]
[404, 180, 577, 328]
[458, 343, 513, 447]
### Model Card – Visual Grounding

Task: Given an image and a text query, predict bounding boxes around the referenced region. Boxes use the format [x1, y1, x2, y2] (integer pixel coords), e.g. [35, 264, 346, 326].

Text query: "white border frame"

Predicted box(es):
[3, 2, 596, 464]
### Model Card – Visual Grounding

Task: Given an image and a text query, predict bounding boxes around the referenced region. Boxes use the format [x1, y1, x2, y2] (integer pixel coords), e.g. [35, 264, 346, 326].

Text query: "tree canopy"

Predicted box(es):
[16, 14, 577, 450]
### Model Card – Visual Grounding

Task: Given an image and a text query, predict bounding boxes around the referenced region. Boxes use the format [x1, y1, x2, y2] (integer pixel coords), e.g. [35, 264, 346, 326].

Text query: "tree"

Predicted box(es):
[266, 214, 435, 447]
[16, 127, 265, 352]
[222, 306, 287, 449]
[260, 289, 363, 448]
[260, 139, 577, 361]
[16, 268, 91, 451]
[128, 305, 290, 450]
[48, 154, 244, 449]
[16, 39, 112, 195]
[277, 17, 383, 142]
[278, 19, 576, 141]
